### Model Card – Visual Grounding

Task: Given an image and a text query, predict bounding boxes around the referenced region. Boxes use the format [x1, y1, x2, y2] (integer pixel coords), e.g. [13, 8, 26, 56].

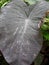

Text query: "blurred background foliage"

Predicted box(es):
[0, 0, 49, 65]
[0, 0, 10, 8]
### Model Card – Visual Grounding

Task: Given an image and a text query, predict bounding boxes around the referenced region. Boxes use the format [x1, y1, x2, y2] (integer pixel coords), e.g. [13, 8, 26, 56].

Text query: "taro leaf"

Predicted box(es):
[0, 0, 49, 65]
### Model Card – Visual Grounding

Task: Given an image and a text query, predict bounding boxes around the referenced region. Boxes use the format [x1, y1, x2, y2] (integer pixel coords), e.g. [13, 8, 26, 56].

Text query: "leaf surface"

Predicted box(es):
[0, 0, 49, 65]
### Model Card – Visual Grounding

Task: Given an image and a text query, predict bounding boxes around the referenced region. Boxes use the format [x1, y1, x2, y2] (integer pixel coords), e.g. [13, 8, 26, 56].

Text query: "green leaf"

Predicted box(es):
[1, 1, 9, 8]
[41, 16, 49, 41]
[41, 24, 49, 31]
[0, 0, 10, 8]
[43, 18, 49, 23]
[24, 0, 37, 5]
[46, 0, 49, 2]
[43, 32, 49, 40]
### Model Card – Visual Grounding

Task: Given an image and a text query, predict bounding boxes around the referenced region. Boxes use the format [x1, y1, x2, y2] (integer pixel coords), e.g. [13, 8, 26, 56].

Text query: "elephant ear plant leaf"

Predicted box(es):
[0, 0, 49, 65]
